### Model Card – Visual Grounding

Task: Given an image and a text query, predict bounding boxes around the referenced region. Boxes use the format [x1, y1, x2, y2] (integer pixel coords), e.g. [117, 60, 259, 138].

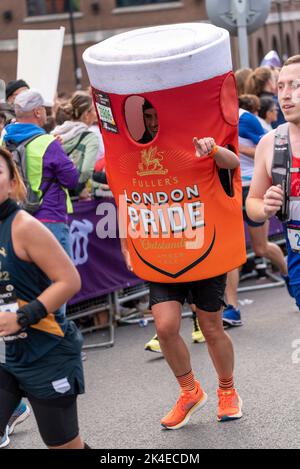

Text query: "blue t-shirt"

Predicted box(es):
[239, 111, 266, 145]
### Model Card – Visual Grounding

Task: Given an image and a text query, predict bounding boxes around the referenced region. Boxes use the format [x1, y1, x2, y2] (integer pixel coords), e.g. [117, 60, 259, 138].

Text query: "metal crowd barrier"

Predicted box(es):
[67, 294, 114, 349]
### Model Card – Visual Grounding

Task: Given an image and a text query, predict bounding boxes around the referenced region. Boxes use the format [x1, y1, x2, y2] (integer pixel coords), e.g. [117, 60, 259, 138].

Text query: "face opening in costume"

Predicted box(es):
[125, 96, 159, 144]
[140, 100, 159, 143]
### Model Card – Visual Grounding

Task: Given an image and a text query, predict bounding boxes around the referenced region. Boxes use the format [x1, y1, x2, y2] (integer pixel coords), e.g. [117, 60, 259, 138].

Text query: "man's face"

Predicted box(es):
[278, 64, 300, 124]
[7, 87, 29, 105]
[143, 108, 158, 139]
[34, 106, 47, 127]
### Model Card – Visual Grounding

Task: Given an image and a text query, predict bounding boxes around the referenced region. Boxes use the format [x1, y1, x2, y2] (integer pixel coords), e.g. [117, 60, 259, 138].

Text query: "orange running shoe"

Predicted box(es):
[161, 381, 208, 430]
[217, 388, 243, 422]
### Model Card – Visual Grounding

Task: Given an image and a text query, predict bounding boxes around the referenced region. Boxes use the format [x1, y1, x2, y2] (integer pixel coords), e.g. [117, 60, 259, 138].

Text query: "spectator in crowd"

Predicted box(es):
[0, 112, 6, 134]
[0, 80, 30, 140]
[43, 107, 56, 134]
[5, 80, 29, 106]
[52, 91, 99, 200]
[258, 97, 279, 132]
[246, 67, 276, 98]
[0, 103, 15, 129]
[3, 89, 79, 255]
[245, 67, 285, 128]
[235, 68, 253, 96]
[86, 86, 105, 161]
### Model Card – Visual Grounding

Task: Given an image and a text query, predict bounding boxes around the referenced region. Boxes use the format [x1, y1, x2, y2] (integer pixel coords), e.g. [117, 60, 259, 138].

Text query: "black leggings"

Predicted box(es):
[0, 366, 79, 447]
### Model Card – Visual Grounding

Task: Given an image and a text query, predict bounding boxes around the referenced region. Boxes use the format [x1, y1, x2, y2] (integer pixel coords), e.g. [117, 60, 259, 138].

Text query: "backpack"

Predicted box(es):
[66, 131, 91, 157]
[272, 123, 291, 222]
[6, 136, 56, 214]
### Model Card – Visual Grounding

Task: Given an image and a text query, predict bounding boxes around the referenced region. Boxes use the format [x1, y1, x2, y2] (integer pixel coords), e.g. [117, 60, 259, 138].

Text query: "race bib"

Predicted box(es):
[287, 227, 300, 252]
[0, 284, 19, 313]
[0, 285, 27, 345]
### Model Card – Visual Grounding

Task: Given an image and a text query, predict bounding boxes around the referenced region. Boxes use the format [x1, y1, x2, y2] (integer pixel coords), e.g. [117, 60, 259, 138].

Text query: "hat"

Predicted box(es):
[14, 89, 47, 113]
[142, 99, 155, 112]
[5, 79, 29, 100]
[260, 50, 282, 69]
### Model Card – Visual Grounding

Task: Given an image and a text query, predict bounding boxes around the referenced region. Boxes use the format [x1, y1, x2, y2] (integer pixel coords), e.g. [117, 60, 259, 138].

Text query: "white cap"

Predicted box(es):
[14, 89, 47, 113]
[83, 23, 232, 94]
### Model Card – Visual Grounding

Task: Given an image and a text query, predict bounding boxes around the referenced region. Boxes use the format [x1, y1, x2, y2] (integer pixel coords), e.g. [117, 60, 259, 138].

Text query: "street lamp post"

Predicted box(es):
[205, 0, 272, 69]
[68, 0, 82, 90]
[276, 0, 287, 62]
[232, 0, 250, 69]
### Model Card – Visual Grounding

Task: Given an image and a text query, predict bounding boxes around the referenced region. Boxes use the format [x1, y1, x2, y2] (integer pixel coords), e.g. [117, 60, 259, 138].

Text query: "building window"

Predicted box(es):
[286, 34, 292, 57]
[26, 0, 80, 16]
[272, 36, 279, 55]
[116, 0, 177, 6]
[257, 38, 264, 65]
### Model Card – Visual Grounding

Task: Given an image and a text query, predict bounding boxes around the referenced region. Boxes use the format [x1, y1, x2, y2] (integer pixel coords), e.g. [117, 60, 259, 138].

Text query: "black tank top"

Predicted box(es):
[0, 208, 68, 365]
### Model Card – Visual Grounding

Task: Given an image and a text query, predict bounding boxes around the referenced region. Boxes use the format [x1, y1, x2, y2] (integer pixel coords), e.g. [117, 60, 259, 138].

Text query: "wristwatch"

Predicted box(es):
[16, 311, 30, 330]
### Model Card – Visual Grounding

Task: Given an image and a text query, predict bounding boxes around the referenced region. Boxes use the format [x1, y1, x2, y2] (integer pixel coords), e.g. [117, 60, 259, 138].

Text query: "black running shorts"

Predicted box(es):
[0, 366, 79, 447]
[150, 274, 227, 312]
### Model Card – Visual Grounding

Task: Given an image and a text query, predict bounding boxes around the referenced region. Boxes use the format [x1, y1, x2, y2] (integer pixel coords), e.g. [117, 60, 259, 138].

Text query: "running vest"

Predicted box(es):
[0, 209, 68, 365]
[25, 135, 73, 214]
[83, 23, 246, 282]
[271, 123, 300, 222]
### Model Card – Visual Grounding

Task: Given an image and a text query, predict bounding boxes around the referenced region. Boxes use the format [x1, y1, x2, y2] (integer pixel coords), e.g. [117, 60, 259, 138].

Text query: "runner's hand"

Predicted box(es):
[193, 137, 215, 157]
[263, 185, 284, 218]
[55, 135, 63, 145]
[0, 312, 20, 336]
[122, 248, 133, 272]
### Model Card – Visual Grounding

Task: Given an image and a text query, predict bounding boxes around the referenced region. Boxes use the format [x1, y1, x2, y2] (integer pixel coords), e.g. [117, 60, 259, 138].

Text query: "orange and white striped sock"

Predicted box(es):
[176, 370, 197, 393]
[219, 375, 234, 391]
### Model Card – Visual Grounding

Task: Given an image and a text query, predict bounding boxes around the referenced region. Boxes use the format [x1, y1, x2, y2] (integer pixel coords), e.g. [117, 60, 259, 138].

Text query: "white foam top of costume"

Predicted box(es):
[83, 23, 232, 94]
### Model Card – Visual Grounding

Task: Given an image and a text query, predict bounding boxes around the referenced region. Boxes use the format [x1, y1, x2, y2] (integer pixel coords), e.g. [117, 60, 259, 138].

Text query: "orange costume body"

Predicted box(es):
[84, 24, 246, 282]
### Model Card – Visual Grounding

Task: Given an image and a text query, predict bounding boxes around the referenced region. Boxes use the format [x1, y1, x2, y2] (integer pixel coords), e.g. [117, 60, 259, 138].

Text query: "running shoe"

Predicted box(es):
[144, 334, 161, 353]
[222, 305, 243, 327]
[191, 316, 206, 343]
[161, 380, 208, 430]
[0, 427, 9, 449]
[217, 388, 243, 422]
[8, 401, 31, 436]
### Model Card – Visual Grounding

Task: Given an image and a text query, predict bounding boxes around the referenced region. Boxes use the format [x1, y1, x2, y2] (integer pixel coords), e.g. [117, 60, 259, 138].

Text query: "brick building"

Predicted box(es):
[1, 0, 300, 94]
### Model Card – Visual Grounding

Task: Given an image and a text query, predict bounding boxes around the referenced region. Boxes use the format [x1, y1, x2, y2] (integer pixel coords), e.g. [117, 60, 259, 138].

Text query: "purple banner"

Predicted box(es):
[67, 198, 143, 305]
[67, 198, 284, 306]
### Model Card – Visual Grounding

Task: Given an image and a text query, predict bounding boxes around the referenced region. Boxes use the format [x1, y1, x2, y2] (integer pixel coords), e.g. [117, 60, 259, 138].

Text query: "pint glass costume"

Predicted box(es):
[83, 23, 246, 282]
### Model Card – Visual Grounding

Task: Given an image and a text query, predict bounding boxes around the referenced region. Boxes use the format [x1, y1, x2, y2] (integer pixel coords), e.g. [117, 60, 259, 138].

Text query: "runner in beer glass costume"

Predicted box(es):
[84, 23, 246, 427]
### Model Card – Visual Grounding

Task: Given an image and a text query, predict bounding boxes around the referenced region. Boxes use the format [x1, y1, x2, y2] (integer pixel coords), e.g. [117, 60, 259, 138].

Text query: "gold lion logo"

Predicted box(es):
[137, 146, 168, 177]
[0, 247, 7, 258]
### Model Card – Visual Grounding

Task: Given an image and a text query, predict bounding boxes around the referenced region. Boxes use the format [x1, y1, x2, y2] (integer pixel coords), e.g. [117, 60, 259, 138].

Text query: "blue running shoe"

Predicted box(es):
[223, 305, 243, 327]
[0, 427, 9, 449]
[8, 401, 31, 436]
